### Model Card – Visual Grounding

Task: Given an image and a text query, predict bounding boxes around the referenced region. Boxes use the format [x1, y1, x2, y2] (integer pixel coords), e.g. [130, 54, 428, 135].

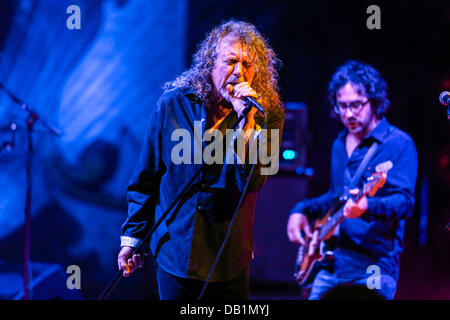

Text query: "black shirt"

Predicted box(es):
[121, 88, 284, 281]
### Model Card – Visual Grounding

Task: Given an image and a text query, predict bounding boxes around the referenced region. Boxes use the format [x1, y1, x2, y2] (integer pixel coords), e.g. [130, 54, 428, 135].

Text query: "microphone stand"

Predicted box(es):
[447, 106, 450, 128]
[98, 104, 263, 300]
[0, 82, 61, 300]
[438, 93, 450, 228]
[444, 101, 450, 230]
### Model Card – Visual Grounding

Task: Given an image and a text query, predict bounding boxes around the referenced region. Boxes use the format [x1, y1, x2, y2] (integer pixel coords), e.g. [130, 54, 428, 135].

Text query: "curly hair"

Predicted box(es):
[328, 60, 390, 119]
[164, 20, 282, 113]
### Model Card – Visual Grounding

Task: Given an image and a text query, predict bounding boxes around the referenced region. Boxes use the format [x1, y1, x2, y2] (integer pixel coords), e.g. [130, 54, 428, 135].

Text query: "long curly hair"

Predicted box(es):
[164, 20, 283, 113]
[328, 60, 390, 119]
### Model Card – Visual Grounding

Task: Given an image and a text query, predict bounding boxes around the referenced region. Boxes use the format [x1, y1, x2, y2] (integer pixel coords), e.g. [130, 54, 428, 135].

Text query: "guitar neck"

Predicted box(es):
[318, 189, 366, 241]
[318, 207, 345, 241]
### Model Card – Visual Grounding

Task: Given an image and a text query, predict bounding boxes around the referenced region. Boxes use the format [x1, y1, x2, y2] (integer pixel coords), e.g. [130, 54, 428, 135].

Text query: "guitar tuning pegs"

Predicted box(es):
[375, 160, 393, 173]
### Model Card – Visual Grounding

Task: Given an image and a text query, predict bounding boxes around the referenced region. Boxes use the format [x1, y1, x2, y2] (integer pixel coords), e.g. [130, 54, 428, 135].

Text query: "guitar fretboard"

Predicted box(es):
[319, 208, 344, 240]
[317, 176, 378, 240]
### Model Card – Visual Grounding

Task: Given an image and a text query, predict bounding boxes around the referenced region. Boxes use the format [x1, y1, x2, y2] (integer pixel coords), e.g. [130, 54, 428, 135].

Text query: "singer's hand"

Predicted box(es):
[226, 82, 259, 119]
[117, 246, 144, 277]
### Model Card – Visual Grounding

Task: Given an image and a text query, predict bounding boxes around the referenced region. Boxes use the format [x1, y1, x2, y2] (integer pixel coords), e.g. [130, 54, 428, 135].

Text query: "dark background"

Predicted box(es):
[0, 0, 449, 299]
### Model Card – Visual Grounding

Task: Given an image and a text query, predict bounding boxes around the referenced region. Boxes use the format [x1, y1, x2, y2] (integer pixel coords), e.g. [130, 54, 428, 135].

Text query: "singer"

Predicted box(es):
[117, 20, 284, 300]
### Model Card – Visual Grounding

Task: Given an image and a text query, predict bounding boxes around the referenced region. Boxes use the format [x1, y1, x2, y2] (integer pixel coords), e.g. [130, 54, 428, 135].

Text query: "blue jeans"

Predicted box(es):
[308, 250, 398, 300]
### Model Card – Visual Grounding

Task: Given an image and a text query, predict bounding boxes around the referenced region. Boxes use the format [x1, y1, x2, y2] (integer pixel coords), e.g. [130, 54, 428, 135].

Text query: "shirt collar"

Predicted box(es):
[183, 89, 202, 105]
[364, 117, 391, 143]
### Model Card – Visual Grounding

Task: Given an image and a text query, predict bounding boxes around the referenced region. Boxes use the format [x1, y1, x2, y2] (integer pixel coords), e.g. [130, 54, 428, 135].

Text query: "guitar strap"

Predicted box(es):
[344, 140, 379, 194]
[333, 140, 378, 237]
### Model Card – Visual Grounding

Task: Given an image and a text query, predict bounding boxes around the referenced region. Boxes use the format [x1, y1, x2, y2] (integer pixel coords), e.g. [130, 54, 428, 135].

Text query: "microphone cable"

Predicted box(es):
[98, 100, 268, 300]
[197, 107, 267, 300]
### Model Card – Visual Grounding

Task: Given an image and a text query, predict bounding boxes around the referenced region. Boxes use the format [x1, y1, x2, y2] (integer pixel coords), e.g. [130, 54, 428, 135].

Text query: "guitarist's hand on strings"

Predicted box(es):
[343, 196, 368, 219]
[287, 213, 314, 245]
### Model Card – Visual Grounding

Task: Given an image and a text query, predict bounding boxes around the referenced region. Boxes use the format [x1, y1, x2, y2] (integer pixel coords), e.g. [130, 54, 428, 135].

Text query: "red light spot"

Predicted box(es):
[441, 79, 450, 90]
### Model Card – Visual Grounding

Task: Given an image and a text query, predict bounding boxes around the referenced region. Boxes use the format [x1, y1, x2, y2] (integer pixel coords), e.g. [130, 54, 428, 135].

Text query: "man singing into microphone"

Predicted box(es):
[287, 60, 417, 299]
[117, 20, 284, 300]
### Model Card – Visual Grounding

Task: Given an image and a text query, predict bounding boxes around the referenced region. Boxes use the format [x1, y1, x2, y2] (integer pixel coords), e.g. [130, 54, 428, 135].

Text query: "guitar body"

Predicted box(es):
[294, 212, 340, 287]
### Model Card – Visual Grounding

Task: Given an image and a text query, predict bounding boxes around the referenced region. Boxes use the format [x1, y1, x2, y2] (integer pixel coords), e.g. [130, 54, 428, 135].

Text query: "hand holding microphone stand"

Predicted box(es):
[98, 94, 267, 300]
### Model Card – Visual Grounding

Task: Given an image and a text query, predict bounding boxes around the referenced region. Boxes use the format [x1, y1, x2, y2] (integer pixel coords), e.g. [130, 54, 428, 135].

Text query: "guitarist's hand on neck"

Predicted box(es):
[343, 196, 368, 219]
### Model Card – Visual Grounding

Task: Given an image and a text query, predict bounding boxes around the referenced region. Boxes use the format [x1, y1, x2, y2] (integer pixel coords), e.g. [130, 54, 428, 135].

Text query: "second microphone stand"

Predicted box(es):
[0, 82, 61, 300]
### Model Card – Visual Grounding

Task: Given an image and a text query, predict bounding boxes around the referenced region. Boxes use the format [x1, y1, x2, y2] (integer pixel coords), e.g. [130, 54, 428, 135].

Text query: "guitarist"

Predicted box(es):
[287, 60, 418, 300]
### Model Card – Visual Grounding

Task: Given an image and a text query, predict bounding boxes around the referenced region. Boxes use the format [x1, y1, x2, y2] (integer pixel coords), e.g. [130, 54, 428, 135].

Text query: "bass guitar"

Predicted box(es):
[293, 160, 393, 287]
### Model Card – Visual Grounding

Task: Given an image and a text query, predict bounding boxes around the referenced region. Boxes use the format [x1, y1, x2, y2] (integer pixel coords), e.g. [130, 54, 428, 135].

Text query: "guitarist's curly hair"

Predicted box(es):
[328, 60, 390, 120]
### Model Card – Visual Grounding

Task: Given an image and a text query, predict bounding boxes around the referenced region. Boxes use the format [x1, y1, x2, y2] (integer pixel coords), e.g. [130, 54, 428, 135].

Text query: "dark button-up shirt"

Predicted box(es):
[121, 88, 284, 281]
[290, 118, 417, 279]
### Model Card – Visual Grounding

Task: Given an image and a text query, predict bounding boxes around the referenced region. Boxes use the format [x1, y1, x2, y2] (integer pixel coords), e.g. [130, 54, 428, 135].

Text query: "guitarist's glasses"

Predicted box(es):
[334, 99, 369, 115]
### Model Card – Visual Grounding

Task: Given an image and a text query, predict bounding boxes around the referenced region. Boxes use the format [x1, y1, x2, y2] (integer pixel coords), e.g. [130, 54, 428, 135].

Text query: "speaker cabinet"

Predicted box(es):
[251, 175, 308, 284]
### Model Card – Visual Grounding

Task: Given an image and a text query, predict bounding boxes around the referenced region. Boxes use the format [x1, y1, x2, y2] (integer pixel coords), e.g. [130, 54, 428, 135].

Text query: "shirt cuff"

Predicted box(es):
[120, 236, 142, 248]
[290, 201, 307, 215]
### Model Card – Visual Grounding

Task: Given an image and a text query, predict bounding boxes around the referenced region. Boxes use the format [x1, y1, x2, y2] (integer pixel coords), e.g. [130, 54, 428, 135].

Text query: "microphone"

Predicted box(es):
[227, 84, 265, 114]
[439, 91, 450, 106]
[241, 96, 265, 114]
